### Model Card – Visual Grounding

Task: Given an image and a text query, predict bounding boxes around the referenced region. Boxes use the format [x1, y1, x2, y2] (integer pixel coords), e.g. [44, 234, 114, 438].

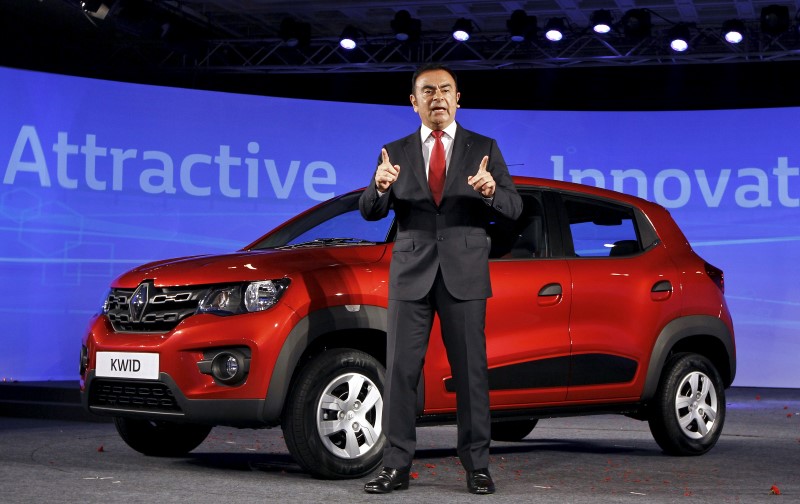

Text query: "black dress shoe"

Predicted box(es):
[467, 468, 495, 495]
[364, 467, 410, 494]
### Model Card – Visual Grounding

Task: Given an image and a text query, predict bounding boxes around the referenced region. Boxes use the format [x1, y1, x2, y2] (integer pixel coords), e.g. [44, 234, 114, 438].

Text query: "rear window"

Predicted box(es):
[562, 196, 641, 258]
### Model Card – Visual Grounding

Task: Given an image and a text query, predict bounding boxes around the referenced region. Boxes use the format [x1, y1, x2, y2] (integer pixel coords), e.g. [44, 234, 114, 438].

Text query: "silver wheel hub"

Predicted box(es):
[316, 372, 383, 459]
[674, 370, 718, 440]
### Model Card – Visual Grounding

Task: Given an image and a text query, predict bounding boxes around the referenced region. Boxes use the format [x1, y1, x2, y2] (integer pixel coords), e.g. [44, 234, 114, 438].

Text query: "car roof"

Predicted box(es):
[345, 176, 664, 213]
[509, 175, 663, 211]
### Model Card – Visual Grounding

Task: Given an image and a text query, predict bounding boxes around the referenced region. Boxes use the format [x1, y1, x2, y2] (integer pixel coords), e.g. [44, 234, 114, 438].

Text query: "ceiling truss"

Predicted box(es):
[114, 26, 800, 74]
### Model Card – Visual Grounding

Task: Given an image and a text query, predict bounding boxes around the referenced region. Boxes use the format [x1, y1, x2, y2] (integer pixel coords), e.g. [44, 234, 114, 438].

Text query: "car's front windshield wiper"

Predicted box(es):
[275, 237, 377, 250]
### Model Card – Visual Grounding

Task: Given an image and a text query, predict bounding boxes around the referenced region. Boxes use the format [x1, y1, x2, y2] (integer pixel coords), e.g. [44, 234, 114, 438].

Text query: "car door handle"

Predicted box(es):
[537, 283, 562, 307]
[651, 280, 673, 301]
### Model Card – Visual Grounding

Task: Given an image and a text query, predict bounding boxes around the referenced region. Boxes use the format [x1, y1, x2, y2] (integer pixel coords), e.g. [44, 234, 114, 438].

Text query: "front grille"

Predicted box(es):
[89, 379, 182, 413]
[105, 283, 207, 333]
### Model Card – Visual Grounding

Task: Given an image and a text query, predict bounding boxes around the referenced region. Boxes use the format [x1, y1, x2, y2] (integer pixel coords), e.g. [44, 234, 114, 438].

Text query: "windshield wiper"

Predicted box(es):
[276, 238, 377, 249]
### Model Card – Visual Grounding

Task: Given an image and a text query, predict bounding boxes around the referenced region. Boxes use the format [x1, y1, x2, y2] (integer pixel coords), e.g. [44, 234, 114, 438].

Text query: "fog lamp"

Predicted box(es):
[211, 351, 247, 385]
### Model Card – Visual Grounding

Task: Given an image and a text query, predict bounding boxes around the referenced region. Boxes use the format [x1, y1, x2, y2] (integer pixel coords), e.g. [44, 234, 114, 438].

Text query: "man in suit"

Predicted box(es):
[359, 63, 522, 495]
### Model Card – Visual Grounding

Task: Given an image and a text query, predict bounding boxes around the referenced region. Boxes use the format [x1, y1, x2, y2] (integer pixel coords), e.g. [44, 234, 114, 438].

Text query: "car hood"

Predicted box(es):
[112, 245, 388, 288]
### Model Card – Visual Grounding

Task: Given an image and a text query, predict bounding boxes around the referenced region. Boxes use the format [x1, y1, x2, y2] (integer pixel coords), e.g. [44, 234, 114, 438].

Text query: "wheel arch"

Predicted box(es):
[260, 305, 388, 425]
[642, 315, 736, 402]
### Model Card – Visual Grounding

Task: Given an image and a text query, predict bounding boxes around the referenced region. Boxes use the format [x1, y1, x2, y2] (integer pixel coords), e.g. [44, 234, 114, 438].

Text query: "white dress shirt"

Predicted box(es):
[420, 121, 458, 180]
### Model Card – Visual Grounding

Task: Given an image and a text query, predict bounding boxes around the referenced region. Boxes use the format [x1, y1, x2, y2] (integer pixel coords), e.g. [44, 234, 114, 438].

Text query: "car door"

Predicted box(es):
[557, 193, 683, 402]
[422, 190, 572, 412]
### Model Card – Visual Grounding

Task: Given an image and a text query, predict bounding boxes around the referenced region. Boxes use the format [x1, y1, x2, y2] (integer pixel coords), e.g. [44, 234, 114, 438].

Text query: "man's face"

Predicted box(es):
[410, 69, 460, 130]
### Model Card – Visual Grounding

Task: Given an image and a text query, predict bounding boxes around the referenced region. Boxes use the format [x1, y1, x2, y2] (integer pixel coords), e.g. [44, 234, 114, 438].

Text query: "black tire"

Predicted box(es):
[113, 417, 211, 456]
[490, 419, 538, 441]
[647, 353, 726, 455]
[282, 349, 386, 479]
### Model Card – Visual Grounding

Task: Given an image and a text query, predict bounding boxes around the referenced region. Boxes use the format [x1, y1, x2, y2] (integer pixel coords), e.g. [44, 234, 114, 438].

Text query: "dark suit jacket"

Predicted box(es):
[359, 124, 522, 301]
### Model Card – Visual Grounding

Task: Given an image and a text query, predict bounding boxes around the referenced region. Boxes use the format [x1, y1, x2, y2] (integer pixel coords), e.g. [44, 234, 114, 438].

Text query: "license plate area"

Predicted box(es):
[96, 352, 159, 380]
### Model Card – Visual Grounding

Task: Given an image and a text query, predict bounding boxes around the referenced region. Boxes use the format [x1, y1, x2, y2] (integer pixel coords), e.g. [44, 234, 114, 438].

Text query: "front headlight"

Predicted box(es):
[244, 280, 284, 312]
[197, 279, 290, 315]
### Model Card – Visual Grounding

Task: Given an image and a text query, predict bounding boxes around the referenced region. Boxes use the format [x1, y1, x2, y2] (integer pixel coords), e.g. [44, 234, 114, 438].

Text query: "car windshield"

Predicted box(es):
[248, 192, 395, 250]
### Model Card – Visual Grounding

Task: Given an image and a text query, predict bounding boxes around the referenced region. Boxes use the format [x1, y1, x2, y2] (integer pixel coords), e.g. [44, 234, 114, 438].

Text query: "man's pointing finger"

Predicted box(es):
[478, 155, 489, 173]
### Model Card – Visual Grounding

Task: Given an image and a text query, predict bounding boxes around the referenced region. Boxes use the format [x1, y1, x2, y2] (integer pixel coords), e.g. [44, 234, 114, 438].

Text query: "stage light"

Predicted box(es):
[391, 10, 421, 42]
[722, 19, 745, 44]
[591, 10, 613, 34]
[668, 24, 691, 52]
[81, 0, 110, 20]
[452, 18, 473, 42]
[760, 5, 790, 36]
[507, 10, 536, 42]
[339, 26, 359, 50]
[620, 9, 651, 40]
[279, 17, 310, 48]
[544, 18, 565, 42]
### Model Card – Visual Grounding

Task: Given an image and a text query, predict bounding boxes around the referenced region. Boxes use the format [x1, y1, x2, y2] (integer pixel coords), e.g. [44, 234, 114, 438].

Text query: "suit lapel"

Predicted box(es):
[402, 129, 435, 203]
[443, 125, 473, 198]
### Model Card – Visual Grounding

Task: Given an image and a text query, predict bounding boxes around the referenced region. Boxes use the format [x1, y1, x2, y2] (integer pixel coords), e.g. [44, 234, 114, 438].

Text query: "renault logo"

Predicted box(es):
[129, 282, 150, 322]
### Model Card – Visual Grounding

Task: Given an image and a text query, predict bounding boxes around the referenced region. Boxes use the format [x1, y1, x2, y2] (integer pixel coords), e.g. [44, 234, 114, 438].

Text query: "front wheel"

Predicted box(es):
[648, 353, 726, 455]
[114, 417, 211, 456]
[282, 349, 385, 479]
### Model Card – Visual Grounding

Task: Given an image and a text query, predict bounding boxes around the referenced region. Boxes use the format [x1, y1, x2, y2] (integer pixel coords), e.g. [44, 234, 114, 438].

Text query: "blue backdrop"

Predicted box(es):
[1, 67, 797, 387]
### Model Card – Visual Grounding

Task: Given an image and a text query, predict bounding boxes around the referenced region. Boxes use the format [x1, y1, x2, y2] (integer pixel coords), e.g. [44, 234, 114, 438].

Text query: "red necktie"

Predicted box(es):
[429, 130, 446, 205]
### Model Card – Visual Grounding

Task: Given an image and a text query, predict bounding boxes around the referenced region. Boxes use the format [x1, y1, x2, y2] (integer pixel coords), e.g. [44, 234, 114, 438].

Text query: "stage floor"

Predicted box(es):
[0, 387, 797, 503]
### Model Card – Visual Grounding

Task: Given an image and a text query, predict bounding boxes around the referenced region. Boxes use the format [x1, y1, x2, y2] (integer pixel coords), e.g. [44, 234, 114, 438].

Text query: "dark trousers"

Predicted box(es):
[382, 269, 491, 471]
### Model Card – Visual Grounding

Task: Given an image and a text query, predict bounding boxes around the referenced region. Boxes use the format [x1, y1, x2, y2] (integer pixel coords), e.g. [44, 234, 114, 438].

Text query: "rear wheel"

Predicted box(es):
[490, 419, 538, 441]
[114, 417, 211, 456]
[648, 353, 726, 455]
[282, 349, 385, 479]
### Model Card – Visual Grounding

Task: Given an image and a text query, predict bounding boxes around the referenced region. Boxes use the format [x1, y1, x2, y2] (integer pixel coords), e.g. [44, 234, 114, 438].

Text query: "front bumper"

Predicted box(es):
[80, 303, 301, 427]
[81, 371, 271, 427]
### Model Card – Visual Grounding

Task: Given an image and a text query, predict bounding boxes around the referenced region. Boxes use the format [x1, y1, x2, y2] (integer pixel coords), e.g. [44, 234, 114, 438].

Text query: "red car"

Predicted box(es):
[80, 176, 735, 479]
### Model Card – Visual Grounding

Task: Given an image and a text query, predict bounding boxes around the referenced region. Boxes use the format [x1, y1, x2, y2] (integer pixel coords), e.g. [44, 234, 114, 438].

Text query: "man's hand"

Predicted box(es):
[375, 148, 400, 192]
[467, 155, 496, 198]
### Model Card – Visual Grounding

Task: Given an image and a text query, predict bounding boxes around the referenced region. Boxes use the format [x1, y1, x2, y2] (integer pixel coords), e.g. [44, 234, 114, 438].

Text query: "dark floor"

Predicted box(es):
[0, 385, 797, 503]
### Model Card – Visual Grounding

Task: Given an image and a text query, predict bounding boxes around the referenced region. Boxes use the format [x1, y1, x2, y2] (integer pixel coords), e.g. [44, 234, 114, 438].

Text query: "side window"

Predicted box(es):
[489, 192, 547, 260]
[563, 196, 641, 258]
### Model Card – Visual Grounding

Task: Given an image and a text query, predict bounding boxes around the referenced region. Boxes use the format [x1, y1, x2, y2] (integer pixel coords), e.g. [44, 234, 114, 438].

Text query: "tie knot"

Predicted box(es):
[431, 130, 444, 139]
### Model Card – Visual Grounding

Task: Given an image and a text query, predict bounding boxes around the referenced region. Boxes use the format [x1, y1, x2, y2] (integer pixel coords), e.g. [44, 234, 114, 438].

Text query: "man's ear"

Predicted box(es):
[410, 94, 418, 112]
